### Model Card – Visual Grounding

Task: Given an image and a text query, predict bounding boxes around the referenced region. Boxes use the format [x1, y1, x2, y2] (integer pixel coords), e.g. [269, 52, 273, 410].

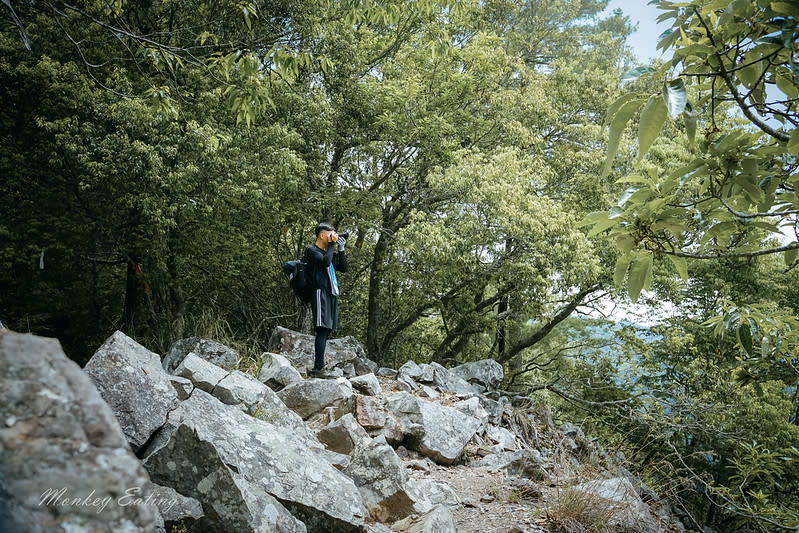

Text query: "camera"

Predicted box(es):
[338, 231, 349, 240]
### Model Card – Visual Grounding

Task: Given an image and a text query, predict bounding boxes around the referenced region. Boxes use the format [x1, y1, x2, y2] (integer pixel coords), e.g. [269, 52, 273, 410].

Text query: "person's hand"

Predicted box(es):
[336, 235, 346, 251]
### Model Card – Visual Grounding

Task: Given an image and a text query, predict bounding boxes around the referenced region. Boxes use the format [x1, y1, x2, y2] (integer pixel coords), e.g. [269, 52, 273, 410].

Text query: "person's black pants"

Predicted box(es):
[314, 327, 331, 370]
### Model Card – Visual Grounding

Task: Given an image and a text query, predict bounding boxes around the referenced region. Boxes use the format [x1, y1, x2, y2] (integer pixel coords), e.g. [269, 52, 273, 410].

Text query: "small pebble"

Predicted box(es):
[480, 493, 495, 503]
[4, 416, 15, 427]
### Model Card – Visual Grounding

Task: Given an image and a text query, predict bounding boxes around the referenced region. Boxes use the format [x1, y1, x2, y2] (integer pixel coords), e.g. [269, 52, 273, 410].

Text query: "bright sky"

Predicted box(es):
[604, 1, 672, 64]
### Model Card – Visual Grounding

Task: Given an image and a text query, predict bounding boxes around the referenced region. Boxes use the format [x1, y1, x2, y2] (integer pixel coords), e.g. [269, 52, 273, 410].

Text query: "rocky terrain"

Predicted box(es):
[0, 327, 687, 532]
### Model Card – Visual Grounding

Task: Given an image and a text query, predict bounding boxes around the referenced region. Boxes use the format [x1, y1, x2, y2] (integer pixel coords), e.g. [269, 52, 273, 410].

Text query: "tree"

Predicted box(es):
[584, 0, 799, 303]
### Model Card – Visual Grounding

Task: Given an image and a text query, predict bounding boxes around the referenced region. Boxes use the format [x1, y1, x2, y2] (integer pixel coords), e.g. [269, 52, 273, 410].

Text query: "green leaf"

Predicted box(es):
[614, 254, 633, 287]
[668, 254, 689, 280]
[603, 98, 647, 177]
[738, 323, 754, 355]
[627, 252, 653, 303]
[605, 93, 646, 127]
[788, 128, 799, 153]
[638, 94, 668, 159]
[785, 247, 799, 266]
[622, 66, 655, 82]
[682, 102, 698, 145]
[663, 78, 688, 118]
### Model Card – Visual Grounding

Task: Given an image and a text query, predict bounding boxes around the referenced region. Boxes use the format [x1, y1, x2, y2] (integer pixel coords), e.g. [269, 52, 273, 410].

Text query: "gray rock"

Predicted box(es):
[427, 362, 482, 394]
[399, 360, 433, 382]
[485, 424, 518, 451]
[213, 369, 274, 415]
[406, 479, 460, 514]
[84, 330, 179, 452]
[366, 525, 394, 533]
[174, 352, 229, 394]
[0, 331, 164, 533]
[142, 388, 366, 532]
[450, 359, 504, 391]
[418, 385, 440, 399]
[146, 482, 204, 527]
[313, 448, 351, 470]
[454, 396, 492, 425]
[316, 413, 371, 455]
[163, 336, 240, 374]
[344, 436, 414, 522]
[258, 352, 303, 390]
[383, 392, 482, 465]
[570, 477, 662, 533]
[268, 326, 366, 371]
[350, 373, 382, 396]
[376, 367, 398, 378]
[397, 375, 420, 392]
[353, 357, 379, 376]
[354, 395, 388, 429]
[169, 375, 195, 400]
[474, 450, 545, 479]
[278, 378, 354, 420]
[394, 505, 457, 533]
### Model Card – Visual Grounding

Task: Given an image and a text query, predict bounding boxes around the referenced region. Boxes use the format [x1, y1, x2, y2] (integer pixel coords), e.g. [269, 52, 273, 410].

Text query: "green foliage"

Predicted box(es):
[587, 0, 799, 302]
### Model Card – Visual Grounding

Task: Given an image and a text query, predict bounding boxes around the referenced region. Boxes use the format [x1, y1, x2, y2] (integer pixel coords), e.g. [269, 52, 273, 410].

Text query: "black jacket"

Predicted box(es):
[304, 244, 348, 294]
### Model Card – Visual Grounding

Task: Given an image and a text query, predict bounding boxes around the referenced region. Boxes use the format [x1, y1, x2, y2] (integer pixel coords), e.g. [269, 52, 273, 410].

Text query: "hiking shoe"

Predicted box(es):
[308, 368, 338, 379]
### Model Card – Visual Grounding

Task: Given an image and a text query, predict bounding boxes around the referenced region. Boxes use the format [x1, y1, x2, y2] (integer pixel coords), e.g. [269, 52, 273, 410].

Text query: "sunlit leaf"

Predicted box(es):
[638, 93, 668, 159]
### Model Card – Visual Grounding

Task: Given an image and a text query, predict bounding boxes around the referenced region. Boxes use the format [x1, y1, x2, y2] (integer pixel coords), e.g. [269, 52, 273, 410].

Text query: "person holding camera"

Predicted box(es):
[304, 222, 348, 377]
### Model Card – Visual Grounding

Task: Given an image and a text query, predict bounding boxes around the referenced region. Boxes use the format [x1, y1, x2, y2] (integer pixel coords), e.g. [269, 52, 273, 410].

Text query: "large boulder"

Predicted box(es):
[277, 378, 354, 420]
[258, 352, 303, 390]
[268, 326, 367, 371]
[84, 330, 179, 452]
[174, 354, 313, 441]
[570, 478, 662, 533]
[174, 352, 230, 393]
[450, 359, 504, 391]
[141, 388, 367, 533]
[0, 331, 164, 533]
[382, 392, 482, 465]
[344, 436, 415, 522]
[426, 362, 482, 394]
[163, 336, 240, 374]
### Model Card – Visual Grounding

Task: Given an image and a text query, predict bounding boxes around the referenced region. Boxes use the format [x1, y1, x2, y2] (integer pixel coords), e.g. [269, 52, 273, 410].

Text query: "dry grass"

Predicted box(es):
[543, 487, 619, 533]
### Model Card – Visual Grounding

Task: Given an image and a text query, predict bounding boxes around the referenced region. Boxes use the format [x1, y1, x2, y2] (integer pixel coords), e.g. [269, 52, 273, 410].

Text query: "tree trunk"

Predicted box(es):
[123, 255, 141, 335]
[366, 228, 390, 363]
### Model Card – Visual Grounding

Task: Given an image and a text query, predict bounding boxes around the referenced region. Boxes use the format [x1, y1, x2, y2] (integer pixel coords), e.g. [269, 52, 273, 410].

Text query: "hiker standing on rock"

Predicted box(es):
[304, 222, 348, 377]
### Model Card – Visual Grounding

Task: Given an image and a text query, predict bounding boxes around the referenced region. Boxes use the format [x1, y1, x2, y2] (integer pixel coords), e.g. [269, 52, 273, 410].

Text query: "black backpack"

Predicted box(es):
[282, 254, 312, 305]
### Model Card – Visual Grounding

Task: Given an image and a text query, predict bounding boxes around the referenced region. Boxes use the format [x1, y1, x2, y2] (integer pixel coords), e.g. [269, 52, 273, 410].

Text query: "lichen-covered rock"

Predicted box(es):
[0, 331, 164, 533]
[268, 326, 366, 371]
[474, 449, 545, 479]
[450, 359, 504, 391]
[142, 388, 367, 533]
[344, 436, 414, 522]
[174, 354, 313, 441]
[406, 479, 460, 514]
[393, 505, 457, 533]
[174, 352, 229, 394]
[163, 336, 240, 373]
[258, 352, 303, 390]
[383, 392, 482, 465]
[278, 378, 354, 420]
[84, 330, 179, 452]
[316, 413, 371, 455]
[350, 373, 382, 396]
[146, 482, 204, 529]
